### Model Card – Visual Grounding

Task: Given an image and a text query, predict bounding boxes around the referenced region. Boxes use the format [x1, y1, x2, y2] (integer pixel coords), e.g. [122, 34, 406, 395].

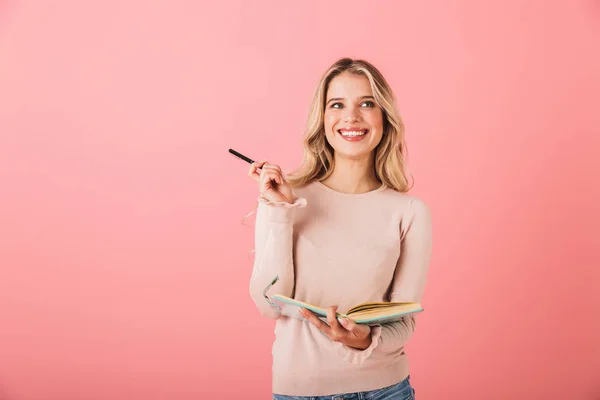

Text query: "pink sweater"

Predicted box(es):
[249, 180, 432, 396]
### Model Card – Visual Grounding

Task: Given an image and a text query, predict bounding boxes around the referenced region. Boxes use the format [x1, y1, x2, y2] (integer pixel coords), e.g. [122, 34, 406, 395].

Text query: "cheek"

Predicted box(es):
[324, 114, 338, 130]
[368, 112, 384, 132]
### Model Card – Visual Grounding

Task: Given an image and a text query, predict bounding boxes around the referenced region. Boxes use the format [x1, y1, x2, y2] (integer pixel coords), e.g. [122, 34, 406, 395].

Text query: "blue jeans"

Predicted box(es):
[272, 375, 415, 400]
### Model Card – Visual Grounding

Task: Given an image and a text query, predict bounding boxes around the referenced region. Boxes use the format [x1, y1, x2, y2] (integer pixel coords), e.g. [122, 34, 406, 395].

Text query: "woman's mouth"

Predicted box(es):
[338, 128, 369, 142]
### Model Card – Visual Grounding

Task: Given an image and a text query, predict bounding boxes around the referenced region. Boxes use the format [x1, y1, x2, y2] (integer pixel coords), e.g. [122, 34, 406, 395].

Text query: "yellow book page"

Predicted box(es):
[346, 302, 417, 314]
[347, 303, 422, 320]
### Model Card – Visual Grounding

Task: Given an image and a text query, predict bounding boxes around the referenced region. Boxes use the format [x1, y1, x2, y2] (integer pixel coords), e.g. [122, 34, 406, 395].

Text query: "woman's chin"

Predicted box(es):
[332, 147, 374, 161]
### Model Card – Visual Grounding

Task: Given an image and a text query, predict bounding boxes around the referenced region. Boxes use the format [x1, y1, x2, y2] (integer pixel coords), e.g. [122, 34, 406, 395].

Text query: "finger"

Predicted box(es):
[326, 306, 346, 341]
[261, 165, 283, 178]
[260, 171, 279, 188]
[261, 167, 282, 178]
[300, 308, 330, 334]
[261, 169, 283, 186]
[248, 160, 267, 182]
[248, 163, 260, 182]
[265, 164, 282, 173]
[300, 308, 323, 327]
[340, 317, 369, 337]
[262, 165, 286, 181]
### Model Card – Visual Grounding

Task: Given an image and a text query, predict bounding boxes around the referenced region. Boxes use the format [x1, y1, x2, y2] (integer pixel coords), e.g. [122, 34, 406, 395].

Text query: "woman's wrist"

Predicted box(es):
[346, 332, 373, 350]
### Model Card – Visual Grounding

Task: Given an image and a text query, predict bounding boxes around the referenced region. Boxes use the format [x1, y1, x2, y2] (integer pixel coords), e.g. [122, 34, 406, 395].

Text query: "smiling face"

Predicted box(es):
[323, 71, 384, 161]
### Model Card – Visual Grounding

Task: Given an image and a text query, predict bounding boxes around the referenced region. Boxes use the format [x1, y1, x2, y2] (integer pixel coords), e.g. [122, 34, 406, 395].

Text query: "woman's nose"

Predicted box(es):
[343, 107, 360, 122]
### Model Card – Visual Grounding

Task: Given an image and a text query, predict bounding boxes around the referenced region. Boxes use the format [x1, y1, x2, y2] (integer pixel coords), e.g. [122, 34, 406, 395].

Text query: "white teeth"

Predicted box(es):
[340, 130, 366, 137]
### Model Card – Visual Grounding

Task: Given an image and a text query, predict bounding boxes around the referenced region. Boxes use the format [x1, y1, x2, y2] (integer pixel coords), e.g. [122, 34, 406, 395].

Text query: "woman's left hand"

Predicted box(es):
[299, 306, 372, 350]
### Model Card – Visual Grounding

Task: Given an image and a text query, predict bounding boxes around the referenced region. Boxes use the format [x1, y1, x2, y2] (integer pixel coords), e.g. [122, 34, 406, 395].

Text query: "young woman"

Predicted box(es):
[247, 58, 432, 400]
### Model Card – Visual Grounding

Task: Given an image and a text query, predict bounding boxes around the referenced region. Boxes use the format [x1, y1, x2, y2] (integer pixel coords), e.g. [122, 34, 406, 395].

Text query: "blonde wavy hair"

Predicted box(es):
[286, 57, 414, 193]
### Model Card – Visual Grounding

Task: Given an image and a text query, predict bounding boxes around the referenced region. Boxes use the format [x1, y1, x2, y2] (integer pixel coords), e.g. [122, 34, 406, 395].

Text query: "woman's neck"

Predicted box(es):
[320, 153, 380, 194]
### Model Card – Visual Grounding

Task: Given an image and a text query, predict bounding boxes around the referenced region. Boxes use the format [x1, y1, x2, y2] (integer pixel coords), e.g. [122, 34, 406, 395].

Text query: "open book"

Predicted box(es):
[263, 276, 423, 325]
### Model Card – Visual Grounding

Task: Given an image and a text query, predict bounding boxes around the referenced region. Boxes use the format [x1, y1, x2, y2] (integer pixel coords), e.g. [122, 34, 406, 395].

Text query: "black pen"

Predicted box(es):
[228, 148, 255, 164]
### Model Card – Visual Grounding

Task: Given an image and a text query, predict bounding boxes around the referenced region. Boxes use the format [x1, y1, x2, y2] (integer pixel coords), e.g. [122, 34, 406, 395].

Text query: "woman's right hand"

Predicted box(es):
[248, 160, 295, 204]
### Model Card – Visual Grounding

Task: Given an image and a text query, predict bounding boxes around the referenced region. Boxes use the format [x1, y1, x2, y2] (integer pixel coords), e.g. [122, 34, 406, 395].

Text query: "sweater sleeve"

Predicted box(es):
[335, 197, 432, 364]
[248, 194, 307, 319]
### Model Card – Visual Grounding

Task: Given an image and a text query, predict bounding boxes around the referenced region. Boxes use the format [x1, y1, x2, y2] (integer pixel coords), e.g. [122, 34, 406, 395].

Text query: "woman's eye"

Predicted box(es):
[331, 103, 343, 109]
[361, 101, 375, 107]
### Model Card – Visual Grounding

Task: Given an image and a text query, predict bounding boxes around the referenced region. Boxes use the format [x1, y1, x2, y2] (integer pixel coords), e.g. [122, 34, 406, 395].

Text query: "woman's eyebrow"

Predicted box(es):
[326, 97, 344, 104]
[326, 95, 375, 105]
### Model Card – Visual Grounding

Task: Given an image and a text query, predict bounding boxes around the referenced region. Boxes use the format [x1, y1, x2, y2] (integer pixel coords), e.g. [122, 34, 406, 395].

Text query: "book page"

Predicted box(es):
[347, 303, 423, 322]
[346, 302, 417, 315]
[269, 294, 347, 318]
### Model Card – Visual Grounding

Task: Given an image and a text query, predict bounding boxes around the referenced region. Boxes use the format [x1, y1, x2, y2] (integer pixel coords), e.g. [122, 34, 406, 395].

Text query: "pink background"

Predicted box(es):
[1, 1, 599, 399]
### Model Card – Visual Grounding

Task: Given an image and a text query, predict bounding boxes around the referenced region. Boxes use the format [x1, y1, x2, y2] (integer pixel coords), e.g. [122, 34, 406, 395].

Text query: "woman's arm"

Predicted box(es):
[336, 197, 433, 364]
[248, 195, 307, 319]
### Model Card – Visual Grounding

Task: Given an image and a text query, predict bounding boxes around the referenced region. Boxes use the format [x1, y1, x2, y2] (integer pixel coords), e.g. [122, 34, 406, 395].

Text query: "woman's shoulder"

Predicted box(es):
[381, 186, 427, 203]
[380, 188, 432, 218]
